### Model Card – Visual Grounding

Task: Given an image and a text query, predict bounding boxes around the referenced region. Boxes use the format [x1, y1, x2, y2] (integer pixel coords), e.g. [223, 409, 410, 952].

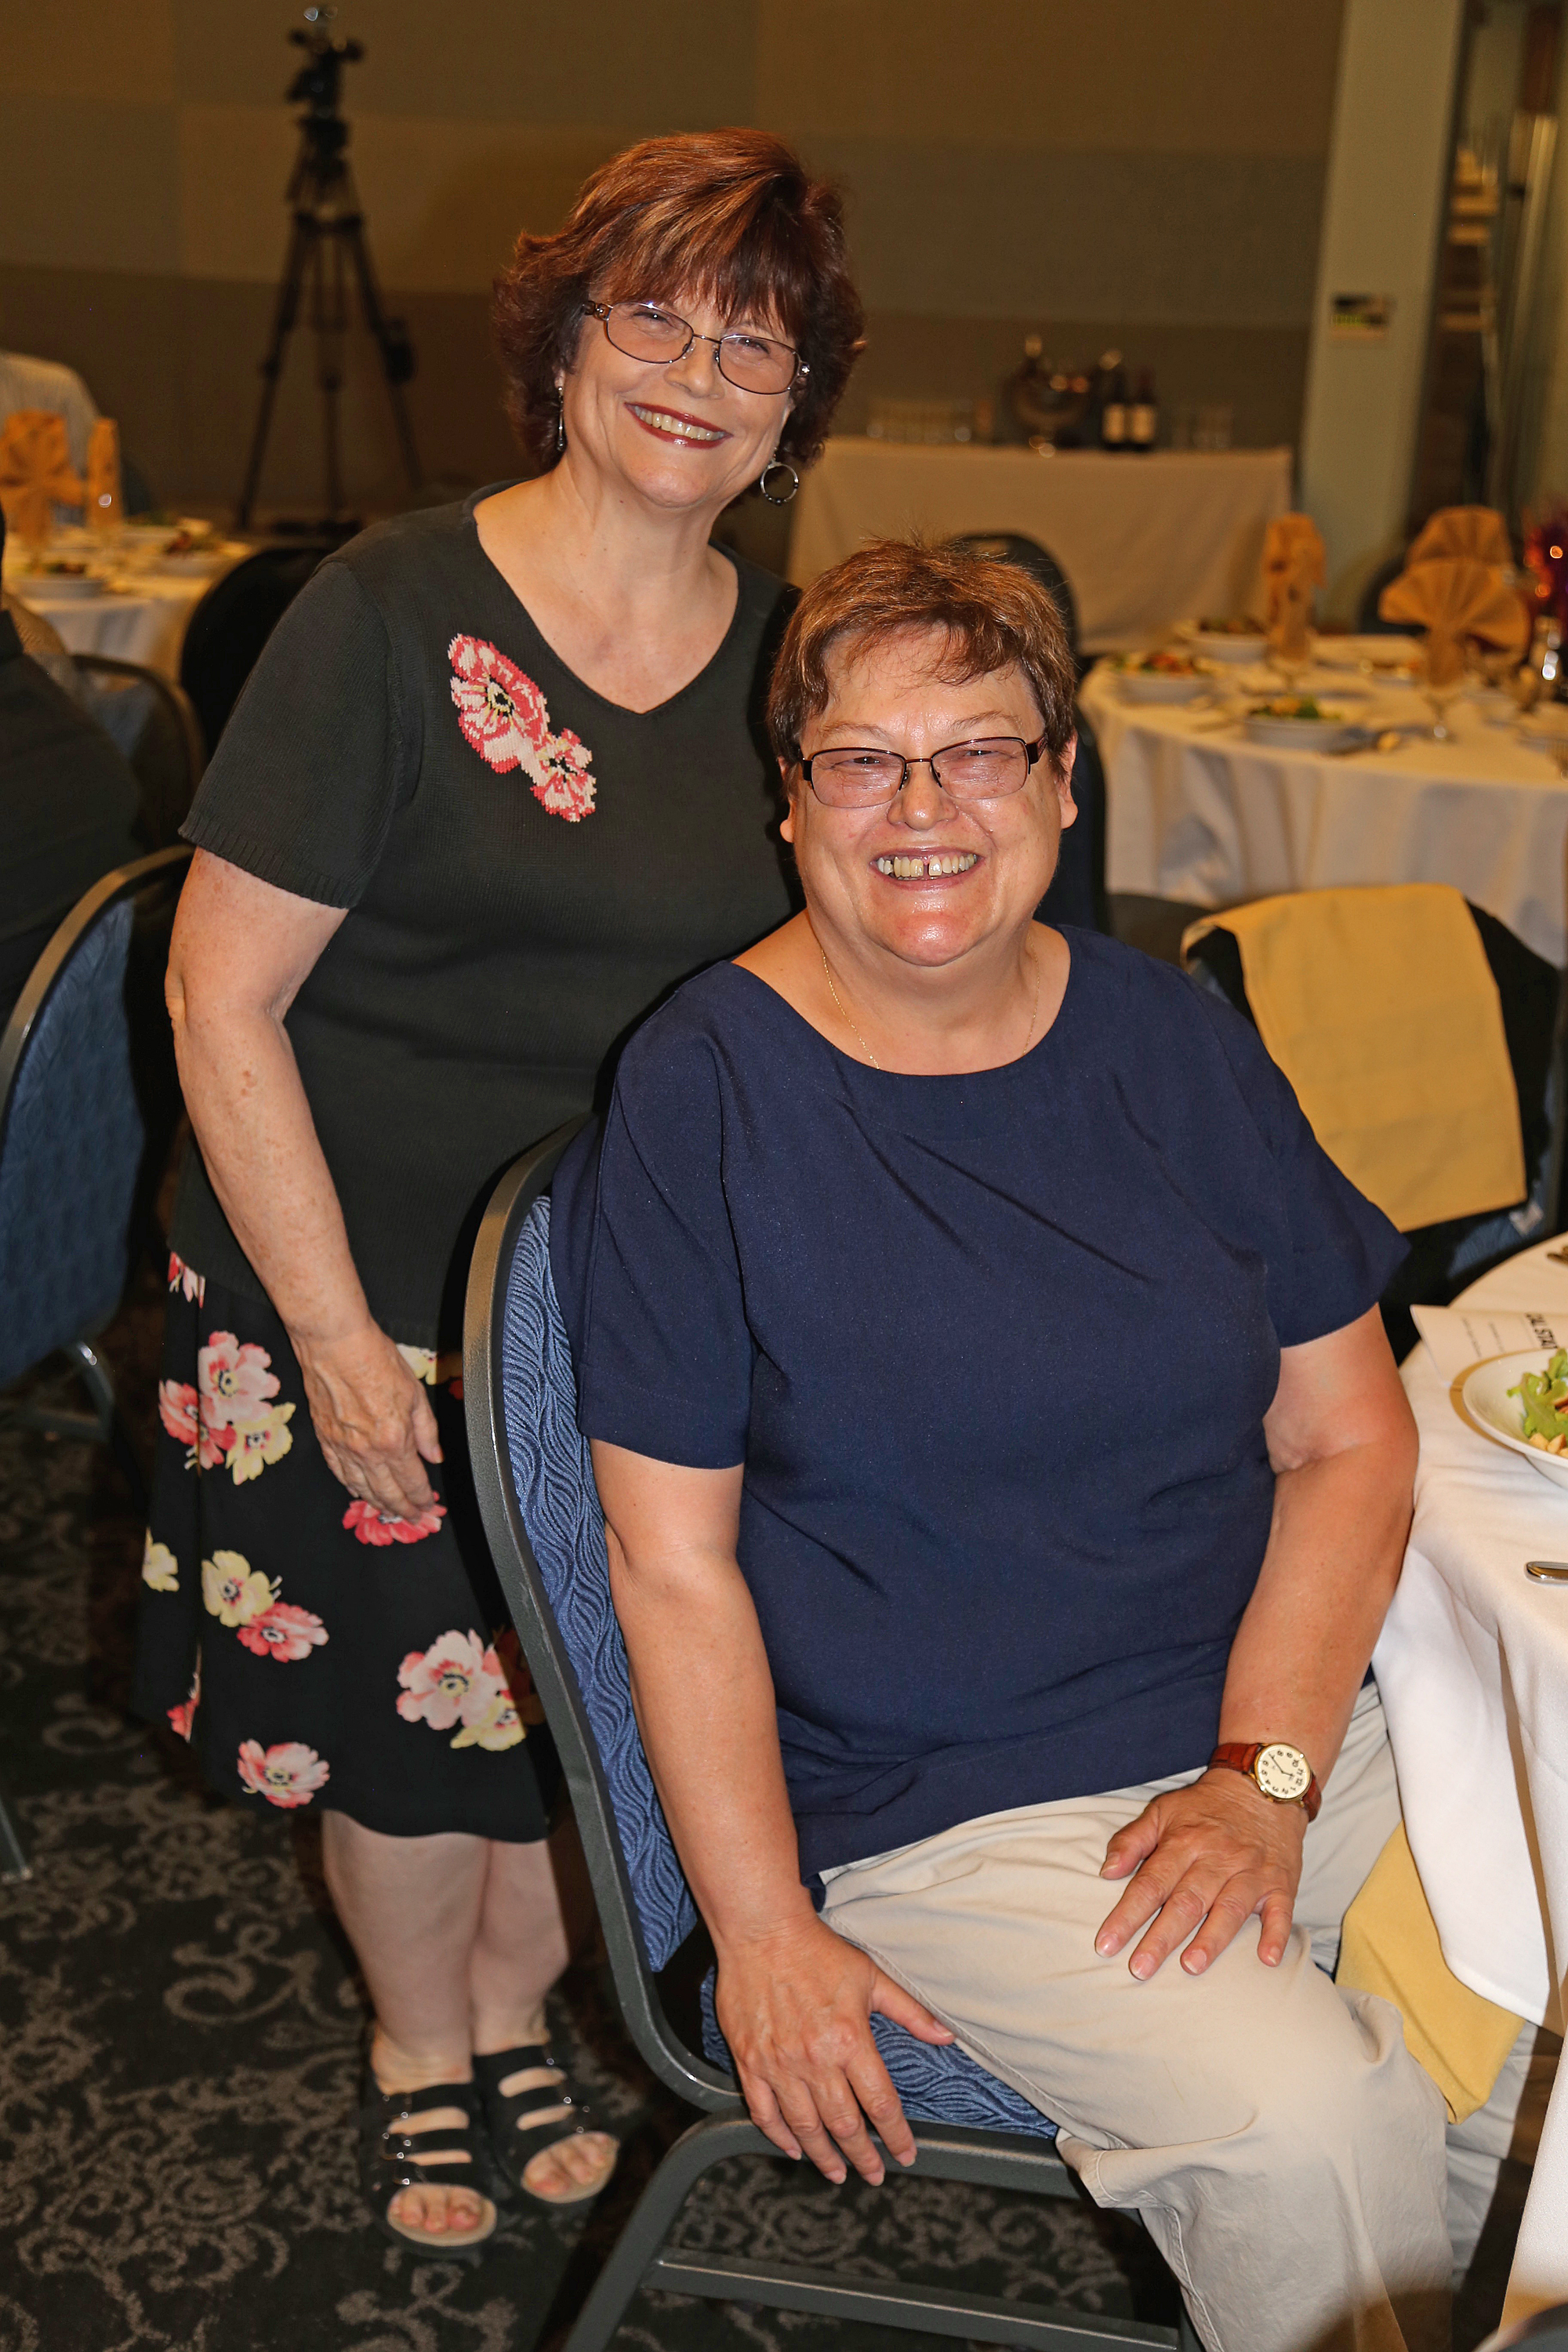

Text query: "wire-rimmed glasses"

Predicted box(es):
[584, 300, 804, 394]
[798, 736, 1049, 808]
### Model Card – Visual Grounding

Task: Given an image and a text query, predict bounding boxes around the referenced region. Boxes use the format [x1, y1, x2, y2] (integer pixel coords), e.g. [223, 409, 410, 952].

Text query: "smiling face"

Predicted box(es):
[782, 625, 1076, 975]
[560, 291, 796, 516]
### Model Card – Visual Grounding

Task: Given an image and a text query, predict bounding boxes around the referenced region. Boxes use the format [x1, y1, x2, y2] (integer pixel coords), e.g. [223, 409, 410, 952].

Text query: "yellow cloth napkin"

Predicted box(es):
[1407, 505, 1512, 568]
[1262, 513, 1326, 660]
[1378, 557, 1528, 687]
[85, 417, 122, 527]
[1338, 1824, 1523, 2124]
[0, 408, 85, 547]
[1181, 885, 1526, 1232]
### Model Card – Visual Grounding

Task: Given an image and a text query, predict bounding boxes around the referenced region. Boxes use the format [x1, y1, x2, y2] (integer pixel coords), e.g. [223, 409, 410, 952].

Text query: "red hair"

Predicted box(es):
[492, 129, 864, 473]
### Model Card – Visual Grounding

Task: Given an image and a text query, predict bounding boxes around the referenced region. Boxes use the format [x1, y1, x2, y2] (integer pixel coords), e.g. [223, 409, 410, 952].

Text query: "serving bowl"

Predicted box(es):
[1115, 669, 1210, 705]
[1459, 1350, 1568, 1490]
[1185, 630, 1268, 663]
[1242, 710, 1358, 751]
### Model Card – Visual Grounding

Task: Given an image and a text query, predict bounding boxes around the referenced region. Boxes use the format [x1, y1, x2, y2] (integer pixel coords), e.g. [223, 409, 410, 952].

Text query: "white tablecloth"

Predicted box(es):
[7, 575, 212, 680]
[1080, 655, 1568, 967]
[786, 441, 1293, 653]
[1380, 1236, 1568, 2317]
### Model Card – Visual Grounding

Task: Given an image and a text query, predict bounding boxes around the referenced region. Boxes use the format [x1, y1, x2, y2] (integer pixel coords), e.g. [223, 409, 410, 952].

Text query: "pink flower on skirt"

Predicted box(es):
[158, 1378, 234, 1472]
[448, 635, 549, 771]
[167, 1252, 205, 1305]
[396, 1628, 494, 1730]
[237, 1738, 329, 1809]
[343, 1497, 446, 1547]
[167, 1656, 201, 1742]
[198, 1331, 280, 1431]
[237, 1601, 328, 1662]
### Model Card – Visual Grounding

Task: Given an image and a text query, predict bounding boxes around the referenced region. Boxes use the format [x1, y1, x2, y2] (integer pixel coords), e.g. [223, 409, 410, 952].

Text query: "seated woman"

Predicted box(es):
[549, 540, 1450, 2352]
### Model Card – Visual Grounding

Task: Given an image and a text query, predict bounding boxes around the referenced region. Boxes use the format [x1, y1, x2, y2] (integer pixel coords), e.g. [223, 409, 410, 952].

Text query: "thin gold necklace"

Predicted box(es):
[816, 938, 1043, 1071]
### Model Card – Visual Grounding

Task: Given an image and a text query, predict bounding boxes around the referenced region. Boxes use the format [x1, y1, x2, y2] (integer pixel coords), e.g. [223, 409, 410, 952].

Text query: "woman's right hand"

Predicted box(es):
[293, 1321, 445, 1523]
[714, 1913, 953, 2185]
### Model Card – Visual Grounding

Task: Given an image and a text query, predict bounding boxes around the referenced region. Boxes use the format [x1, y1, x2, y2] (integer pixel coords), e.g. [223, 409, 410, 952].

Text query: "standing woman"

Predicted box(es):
[132, 130, 862, 2256]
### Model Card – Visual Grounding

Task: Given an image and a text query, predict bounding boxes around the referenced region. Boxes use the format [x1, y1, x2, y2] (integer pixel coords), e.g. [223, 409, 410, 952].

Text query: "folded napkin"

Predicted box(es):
[84, 417, 122, 527]
[1406, 504, 1512, 568]
[1378, 556, 1528, 687]
[1338, 1823, 1523, 2123]
[0, 408, 85, 547]
[1262, 513, 1326, 659]
[1182, 884, 1526, 1232]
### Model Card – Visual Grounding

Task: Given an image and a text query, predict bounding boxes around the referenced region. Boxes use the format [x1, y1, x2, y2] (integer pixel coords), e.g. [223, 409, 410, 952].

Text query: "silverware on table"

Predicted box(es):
[1524, 1559, 1568, 1583]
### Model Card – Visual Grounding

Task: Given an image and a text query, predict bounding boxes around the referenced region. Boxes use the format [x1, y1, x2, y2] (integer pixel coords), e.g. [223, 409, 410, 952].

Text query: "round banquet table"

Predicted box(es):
[1381, 1234, 1568, 2318]
[2, 534, 252, 682]
[1080, 648, 1568, 967]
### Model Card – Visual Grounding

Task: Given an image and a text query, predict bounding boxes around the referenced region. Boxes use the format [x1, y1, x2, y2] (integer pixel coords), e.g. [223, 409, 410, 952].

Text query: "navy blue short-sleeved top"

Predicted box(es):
[550, 928, 1405, 1880]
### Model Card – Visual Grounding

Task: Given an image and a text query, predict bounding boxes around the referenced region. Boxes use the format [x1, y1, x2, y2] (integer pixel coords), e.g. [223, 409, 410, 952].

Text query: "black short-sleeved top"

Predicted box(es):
[170, 490, 796, 1341]
[550, 933, 1406, 1879]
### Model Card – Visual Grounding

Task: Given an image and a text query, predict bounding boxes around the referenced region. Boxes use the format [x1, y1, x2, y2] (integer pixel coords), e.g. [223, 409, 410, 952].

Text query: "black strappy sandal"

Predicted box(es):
[472, 2044, 617, 2207]
[359, 2074, 500, 2258]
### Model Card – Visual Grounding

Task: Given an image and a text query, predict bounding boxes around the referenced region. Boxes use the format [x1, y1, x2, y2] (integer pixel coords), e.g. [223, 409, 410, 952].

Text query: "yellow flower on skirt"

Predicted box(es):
[141, 1534, 179, 1592]
[450, 1686, 525, 1752]
[227, 1404, 296, 1486]
[202, 1552, 278, 1627]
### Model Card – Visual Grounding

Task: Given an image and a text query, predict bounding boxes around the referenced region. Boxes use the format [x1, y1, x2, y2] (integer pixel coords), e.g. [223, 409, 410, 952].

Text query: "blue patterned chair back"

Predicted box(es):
[0, 897, 142, 1392]
[497, 1192, 1056, 2140]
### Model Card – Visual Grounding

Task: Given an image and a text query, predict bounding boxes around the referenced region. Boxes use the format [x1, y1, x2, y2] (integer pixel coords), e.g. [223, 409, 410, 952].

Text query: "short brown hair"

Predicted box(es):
[768, 539, 1079, 768]
[492, 130, 864, 473]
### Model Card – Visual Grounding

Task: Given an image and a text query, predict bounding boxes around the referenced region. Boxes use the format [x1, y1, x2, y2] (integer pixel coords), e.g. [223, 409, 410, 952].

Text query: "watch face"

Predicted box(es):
[1255, 1744, 1312, 1802]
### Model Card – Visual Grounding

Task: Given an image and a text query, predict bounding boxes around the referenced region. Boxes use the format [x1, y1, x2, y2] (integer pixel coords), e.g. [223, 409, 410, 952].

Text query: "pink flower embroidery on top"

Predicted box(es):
[448, 634, 597, 822]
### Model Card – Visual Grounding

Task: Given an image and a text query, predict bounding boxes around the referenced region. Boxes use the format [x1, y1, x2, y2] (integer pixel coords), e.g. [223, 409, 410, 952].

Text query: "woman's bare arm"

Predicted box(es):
[1097, 1304, 1417, 1978]
[166, 848, 441, 1519]
[593, 1439, 953, 2187]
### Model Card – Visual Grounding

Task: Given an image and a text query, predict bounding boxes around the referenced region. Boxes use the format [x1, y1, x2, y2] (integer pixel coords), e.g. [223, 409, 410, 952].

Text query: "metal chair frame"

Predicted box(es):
[464, 1124, 1192, 2352]
[0, 845, 191, 1882]
[70, 654, 207, 808]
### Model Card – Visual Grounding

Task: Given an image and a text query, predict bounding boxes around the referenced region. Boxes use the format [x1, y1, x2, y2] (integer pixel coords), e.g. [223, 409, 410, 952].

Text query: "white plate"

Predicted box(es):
[1242, 713, 1357, 751]
[1459, 1350, 1568, 1490]
[1185, 631, 1267, 662]
[1116, 670, 1210, 704]
[24, 572, 104, 599]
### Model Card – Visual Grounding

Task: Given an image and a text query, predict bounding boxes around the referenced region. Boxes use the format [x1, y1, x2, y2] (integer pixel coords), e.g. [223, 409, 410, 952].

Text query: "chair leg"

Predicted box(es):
[0, 1791, 30, 1882]
[562, 2110, 770, 2352]
[64, 1339, 148, 1519]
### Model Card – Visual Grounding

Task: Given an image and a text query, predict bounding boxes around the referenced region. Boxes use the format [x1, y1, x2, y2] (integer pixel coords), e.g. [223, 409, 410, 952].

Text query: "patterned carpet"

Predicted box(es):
[0, 1262, 1178, 2352]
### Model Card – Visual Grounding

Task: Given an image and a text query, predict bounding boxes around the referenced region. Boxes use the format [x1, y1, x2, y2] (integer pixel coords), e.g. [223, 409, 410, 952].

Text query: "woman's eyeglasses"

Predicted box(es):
[797, 736, 1050, 808]
[584, 301, 804, 395]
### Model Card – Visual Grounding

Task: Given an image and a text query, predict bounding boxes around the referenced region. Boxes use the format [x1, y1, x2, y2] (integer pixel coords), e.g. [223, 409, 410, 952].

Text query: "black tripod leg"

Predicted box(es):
[311, 230, 347, 523]
[237, 210, 316, 529]
[344, 219, 423, 491]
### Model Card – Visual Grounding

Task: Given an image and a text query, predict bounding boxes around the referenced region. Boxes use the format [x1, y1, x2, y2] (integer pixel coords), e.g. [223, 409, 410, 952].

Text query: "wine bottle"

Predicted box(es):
[1130, 368, 1158, 452]
[1099, 351, 1128, 450]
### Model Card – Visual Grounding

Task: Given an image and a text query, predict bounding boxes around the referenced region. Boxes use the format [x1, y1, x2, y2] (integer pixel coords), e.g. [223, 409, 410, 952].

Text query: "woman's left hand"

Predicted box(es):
[1094, 1769, 1307, 1980]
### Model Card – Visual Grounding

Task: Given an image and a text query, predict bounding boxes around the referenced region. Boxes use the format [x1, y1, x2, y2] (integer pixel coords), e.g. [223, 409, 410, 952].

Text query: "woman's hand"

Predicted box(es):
[715, 1913, 954, 2185]
[293, 1321, 444, 1522]
[1094, 1770, 1307, 1980]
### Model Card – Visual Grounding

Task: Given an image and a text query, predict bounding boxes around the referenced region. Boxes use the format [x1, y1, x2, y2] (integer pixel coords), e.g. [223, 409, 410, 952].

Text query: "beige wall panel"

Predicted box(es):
[760, 0, 1341, 154]
[0, 0, 175, 103]
[808, 140, 1327, 322]
[178, 106, 627, 289]
[0, 97, 179, 272]
[172, 0, 754, 128]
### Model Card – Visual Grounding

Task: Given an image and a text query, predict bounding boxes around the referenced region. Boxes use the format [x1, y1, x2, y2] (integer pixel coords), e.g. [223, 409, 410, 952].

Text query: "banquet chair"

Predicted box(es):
[179, 542, 335, 755]
[945, 534, 1107, 933]
[71, 654, 205, 847]
[1185, 893, 1568, 1343]
[464, 1124, 1196, 2352]
[1355, 549, 1410, 635]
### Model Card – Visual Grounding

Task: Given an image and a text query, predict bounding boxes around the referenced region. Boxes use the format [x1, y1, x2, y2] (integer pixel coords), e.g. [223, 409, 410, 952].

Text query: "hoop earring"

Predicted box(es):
[759, 458, 799, 506]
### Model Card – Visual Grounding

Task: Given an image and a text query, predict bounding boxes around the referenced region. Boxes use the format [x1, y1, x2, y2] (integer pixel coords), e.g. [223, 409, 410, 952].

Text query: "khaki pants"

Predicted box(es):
[821, 1686, 1450, 2352]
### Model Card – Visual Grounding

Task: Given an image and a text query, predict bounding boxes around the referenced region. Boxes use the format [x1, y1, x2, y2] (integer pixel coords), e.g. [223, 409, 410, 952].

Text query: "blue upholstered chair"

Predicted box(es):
[0, 845, 191, 1878]
[465, 1124, 1195, 2352]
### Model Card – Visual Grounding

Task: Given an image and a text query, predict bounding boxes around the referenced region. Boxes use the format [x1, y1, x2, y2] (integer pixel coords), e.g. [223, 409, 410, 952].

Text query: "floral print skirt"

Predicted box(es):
[130, 1257, 558, 1841]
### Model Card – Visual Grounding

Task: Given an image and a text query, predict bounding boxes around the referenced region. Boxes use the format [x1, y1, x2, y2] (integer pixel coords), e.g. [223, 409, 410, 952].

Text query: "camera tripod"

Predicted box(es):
[235, 15, 422, 530]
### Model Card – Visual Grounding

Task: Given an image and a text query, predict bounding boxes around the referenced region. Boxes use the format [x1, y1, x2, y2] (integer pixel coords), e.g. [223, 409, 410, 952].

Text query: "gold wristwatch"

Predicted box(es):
[1207, 1741, 1321, 1822]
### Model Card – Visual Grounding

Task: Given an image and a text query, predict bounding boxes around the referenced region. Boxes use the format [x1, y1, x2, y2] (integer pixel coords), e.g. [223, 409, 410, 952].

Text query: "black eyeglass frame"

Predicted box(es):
[795, 734, 1051, 804]
[583, 300, 808, 394]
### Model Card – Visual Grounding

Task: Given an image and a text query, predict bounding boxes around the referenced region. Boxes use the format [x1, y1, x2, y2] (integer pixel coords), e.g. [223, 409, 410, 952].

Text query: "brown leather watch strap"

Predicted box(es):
[1208, 1740, 1322, 1822]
